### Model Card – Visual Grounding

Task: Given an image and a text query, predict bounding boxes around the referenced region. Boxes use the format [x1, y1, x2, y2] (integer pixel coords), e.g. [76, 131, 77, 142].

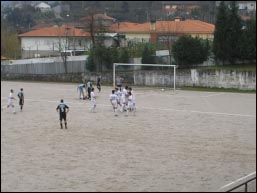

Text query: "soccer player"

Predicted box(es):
[56, 99, 69, 129]
[2, 89, 16, 114]
[110, 90, 118, 116]
[87, 80, 92, 100]
[127, 92, 134, 116]
[120, 86, 128, 113]
[115, 87, 122, 108]
[128, 87, 136, 114]
[121, 86, 128, 112]
[17, 88, 24, 112]
[116, 77, 123, 91]
[90, 87, 96, 113]
[77, 84, 86, 99]
[96, 76, 101, 92]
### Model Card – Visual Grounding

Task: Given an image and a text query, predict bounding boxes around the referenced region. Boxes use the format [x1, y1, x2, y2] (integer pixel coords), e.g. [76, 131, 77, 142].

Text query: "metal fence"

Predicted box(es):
[219, 172, 256, 192]
[1, 61, 86, 75]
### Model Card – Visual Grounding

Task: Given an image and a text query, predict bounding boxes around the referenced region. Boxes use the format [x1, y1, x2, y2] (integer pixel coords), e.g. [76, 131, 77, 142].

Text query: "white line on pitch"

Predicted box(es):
[2, 97, 255, 118]
[142, 107, 255, 118]
[201, 93, 225, 98]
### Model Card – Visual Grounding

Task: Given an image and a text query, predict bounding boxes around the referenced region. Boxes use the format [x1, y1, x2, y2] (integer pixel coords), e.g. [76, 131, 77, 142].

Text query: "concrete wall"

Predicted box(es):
[2, 68, 256, 90]
[131, 69, 256, 90]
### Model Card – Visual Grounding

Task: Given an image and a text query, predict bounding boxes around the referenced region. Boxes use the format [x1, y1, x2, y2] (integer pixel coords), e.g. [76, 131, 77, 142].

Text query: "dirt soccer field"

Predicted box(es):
[1, 81, 256, 192]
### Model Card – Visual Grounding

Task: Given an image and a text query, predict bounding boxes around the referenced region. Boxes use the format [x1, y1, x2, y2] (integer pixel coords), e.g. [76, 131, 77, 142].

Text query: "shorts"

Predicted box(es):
[111, 101, 118, 108]
[91, 99, 96, 106]
[128, 103, 134, 110]
[59, 113, 67, 121]
[19, 99, 24, 106]
[7, 100, 14, 107]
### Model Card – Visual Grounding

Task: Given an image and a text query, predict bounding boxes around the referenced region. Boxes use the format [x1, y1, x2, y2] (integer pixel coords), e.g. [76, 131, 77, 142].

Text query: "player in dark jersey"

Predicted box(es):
[56, 99, 69, 129]
[17, 88, 24, 112]
[96, 76, 101, 92]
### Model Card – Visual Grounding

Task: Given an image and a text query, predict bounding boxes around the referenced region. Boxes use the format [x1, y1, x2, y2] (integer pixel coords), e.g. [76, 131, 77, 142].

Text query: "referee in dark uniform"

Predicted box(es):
[17, 88, 24, 112]
[56, 99, 69, 129]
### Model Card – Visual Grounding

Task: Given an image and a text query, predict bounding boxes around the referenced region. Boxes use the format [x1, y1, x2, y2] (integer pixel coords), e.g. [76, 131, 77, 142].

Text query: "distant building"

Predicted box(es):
[17, 25, 126, 59]
[162, 1, 201, 16]
[237, 1, 256, 11]
[35, 2, 51, 13]
[52, 4, 70, 18]
[216, 1, 256, 19]
[216, 1, 256, 12]
[18, 25, 91, 58]
[109, 19, 215, 44]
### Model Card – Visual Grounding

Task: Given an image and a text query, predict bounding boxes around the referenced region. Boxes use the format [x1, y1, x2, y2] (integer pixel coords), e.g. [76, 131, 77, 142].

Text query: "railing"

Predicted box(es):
[219, 172, 256, 192]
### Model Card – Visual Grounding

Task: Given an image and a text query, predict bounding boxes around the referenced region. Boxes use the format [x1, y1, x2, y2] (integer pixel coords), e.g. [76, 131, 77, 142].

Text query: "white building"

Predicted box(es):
[17, 25, 126, 59]
[18, 25, 91, 59]
[35, 2, 51, 13]
[237, 1, 256, 11]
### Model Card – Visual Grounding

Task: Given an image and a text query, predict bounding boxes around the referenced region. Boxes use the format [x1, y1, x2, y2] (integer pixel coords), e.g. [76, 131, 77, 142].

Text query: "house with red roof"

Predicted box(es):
[18, 24, 126, 59]
[109, 19, 215, 43]
[18, 17, 214, 59]
[18, 25, 91, 59]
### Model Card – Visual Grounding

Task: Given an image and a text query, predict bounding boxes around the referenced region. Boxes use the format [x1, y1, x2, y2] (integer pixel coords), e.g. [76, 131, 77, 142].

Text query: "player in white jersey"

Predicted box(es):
[109, 90, 118, 116]
[90, 87, 96, 113]
[126, 92, 134, 116]
[1, 89, 16, 114]
[115, 87, 122, 108]
[128, 87, 136, 113]
[121, 86, 128, 112]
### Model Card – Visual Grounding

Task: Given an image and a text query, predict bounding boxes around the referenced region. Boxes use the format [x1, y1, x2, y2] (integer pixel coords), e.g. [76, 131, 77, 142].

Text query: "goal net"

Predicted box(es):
[113, 63, 177, 92]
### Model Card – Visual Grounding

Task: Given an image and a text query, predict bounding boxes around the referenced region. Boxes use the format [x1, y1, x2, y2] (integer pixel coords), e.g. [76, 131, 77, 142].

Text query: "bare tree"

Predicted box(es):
[82, 7, 109, 72]
[52, 25, 74, 73]
[156, 20, 184, 64]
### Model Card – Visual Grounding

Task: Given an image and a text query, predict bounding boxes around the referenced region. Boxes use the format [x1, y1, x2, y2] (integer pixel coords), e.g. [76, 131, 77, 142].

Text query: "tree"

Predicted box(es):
[141, 44, 156, 70]
[172, 35, 210, 67]
[239, 19, 256, 61]
[226, 1, 242, 64]
[119, 48, 129, 63]
[83, 6, 109, 72]
[1, 21, 21, 59]
[213, 1, 229, 65]
[121, 1, 129, 13]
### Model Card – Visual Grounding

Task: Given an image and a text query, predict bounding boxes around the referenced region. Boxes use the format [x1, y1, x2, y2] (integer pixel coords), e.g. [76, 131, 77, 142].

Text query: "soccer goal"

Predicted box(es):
[113, 63, 177, 92]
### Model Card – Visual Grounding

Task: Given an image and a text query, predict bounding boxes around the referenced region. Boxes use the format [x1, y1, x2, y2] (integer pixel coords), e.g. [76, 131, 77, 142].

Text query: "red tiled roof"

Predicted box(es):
[18, 25, 90, 37]
[1, 56, 10, 60]
[109, 22, 150, 33]
[155, 20, 215, 33]
[109, 20, 215, 34]
[18, 20, 214, 38]
[240, 15, 251, 21]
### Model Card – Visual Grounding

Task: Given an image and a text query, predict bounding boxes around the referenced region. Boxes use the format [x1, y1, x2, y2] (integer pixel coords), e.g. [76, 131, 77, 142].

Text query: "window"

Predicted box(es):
[61, 50, 86, 57]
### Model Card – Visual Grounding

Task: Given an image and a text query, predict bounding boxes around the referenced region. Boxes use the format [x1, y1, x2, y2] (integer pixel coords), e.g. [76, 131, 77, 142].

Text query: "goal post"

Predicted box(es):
[113, 63, 177, 92]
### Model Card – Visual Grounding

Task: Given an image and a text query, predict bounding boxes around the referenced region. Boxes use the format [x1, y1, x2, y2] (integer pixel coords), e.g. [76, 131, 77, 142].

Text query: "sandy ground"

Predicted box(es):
[1, 81, 256, 192]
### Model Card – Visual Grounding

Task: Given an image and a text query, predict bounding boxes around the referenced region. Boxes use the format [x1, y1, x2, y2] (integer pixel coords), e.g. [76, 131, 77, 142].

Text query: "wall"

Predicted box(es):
[21, 37, 91, 58]
[2, 66, 256, 90]
[1, 60, 86, 75]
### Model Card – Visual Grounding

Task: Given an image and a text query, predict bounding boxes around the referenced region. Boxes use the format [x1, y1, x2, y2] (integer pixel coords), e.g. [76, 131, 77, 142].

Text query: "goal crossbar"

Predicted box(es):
[113, 63, 177, 92]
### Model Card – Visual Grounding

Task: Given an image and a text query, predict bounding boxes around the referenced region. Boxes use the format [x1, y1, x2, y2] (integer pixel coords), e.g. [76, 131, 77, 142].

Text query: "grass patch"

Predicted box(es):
[179, 86, 256, 93]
